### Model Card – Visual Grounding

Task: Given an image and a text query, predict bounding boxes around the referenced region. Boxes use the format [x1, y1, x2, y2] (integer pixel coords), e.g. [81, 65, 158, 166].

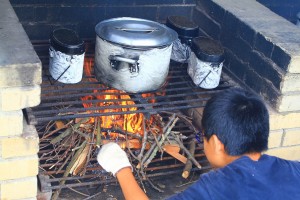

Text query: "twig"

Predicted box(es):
[80, 119, 96, 176]
[182, 139, 196, 179]
[73, 129, 89, 140]
[56, 152, 73, 174]
[82, 192, 102, 200]
[101, 127, 141, 139]
[50, 118, 89, 144]
[161, 111, 197, 132]
[138, 118, 148, 160]
[146, 178, 164, 193]
[143, 116, 179, 168]
[140, 114, 176, 167]
[131, 157, 147, 193]
[96, 118, 101, 148]
[172, 133, 201, 169]
[42, 120, 73, 140]
[151, 130, 163, 153]
[51, 140, 87, 200]
[176, 180, 197, 188]
[66, 186, 89, 197]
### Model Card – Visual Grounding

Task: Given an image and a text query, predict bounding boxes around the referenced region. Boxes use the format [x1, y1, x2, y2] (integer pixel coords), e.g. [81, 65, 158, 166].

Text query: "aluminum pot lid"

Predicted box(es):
[95, 17, 178, 48]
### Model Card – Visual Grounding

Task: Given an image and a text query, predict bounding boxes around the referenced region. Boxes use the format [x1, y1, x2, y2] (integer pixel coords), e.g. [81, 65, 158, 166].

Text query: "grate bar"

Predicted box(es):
[33, 104, 206, 123]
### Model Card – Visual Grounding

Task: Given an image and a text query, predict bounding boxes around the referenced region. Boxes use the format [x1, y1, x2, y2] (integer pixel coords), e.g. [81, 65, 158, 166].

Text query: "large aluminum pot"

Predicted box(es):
[94, 17, 178, 93]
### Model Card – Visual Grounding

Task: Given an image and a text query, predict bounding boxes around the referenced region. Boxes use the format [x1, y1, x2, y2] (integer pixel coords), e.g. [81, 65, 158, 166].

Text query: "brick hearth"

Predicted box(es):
[0, 0, 41, 199]
[1, 0, 300, 199]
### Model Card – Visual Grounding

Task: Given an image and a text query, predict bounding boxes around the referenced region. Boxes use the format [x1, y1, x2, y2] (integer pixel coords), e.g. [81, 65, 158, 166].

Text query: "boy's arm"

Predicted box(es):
[97, 142, 149, 200]
[116, 167, 149, 200]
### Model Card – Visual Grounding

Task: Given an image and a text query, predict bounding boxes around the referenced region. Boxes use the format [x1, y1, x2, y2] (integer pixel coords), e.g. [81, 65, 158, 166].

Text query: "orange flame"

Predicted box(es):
[81, 58, 152, 137]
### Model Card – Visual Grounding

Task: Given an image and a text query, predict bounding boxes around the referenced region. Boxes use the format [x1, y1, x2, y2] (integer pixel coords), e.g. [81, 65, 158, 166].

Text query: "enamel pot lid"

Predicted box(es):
[95, 17, 178, 49]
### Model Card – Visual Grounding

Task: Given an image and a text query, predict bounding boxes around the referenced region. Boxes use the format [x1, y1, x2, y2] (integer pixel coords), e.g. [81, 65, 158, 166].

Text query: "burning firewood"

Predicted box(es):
[41, 110, 201, 199]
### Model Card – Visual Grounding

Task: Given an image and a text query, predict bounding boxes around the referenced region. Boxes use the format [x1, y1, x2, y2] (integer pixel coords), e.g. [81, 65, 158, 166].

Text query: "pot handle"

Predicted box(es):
[115, 27, 159, 34]
[109, 55, 139, 75]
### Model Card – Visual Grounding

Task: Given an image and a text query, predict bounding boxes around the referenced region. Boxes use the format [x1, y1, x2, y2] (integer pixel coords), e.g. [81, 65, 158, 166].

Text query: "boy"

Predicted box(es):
[97, 88, 300, 200]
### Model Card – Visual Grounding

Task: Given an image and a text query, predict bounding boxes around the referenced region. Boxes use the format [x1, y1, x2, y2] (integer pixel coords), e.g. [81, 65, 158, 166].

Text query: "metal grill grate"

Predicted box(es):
[29, 41, 234, 125]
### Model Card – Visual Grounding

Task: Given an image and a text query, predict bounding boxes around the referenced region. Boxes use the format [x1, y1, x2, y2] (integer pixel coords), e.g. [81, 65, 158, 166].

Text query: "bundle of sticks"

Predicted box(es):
[40, 111, 201, 199]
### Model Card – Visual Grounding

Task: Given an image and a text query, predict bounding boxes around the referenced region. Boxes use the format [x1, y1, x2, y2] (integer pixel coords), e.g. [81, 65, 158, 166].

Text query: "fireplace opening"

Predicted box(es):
[3, 0, 300, 199]
[27, 40, 237, 198]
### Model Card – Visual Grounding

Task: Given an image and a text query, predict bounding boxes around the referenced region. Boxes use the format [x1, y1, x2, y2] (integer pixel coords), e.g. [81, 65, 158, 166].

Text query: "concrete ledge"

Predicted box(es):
[212, 0, 300, 73]
[0, 0, 19, 23]
[0, 0, 42, 88]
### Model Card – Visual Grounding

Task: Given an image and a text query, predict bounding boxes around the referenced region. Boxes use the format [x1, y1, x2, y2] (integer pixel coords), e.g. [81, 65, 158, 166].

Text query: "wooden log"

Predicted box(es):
[182, 139, 196, 179]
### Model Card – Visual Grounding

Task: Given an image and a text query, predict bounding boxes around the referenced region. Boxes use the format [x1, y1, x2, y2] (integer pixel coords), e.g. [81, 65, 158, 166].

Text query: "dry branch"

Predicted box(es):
[143, 116, 179, 168]
[51, 140, 87, 200]
[182, 139, 196, 179]
[50, 118, 89, 144]
[172, 133, 201, 169]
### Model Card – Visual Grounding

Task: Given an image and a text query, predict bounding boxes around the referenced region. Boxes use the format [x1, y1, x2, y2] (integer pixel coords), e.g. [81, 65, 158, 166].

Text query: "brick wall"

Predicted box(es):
[257, 0, 300, 24]
[0, 0, 42, 199]
[10, 0, 196, 40]
[194, 0, 300, 113]
[191, 0, 300, 160]
[267, 109, 300, 160]
[188, 106, 300, 161]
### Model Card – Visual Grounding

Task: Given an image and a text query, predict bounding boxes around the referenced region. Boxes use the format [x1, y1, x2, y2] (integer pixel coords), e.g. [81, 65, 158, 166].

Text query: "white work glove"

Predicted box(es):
[97, 142, 132, 176]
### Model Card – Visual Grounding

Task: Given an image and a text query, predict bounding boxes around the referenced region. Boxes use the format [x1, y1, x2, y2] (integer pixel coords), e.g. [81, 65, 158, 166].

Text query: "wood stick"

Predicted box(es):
[173, 133, 201, 169]
[143, 117, 179, 168]
[96, 118, 101, 148]
[138, 118, 148, 160]
[152, 131, 163, 153]
[101, 127, 142, 139]
[51, 140, 87, 200]
[140, 114, 176, 167]
[182, 139, 196, 179]
[42, 120, 73, 140]
[80, 122, 96, 176]
[50, 118, 89, 144]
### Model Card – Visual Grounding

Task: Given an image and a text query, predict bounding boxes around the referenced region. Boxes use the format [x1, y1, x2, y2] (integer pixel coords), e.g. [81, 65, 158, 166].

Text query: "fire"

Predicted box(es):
[80, 58, 153, 137]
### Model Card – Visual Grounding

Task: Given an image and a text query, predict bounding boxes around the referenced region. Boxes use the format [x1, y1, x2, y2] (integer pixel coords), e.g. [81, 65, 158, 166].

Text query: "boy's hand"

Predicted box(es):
[97, 142, 132, 176]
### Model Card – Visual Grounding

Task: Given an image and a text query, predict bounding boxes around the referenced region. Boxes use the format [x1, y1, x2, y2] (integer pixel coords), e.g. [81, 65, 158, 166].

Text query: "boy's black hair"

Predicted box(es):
[201, 88, 269, 156]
